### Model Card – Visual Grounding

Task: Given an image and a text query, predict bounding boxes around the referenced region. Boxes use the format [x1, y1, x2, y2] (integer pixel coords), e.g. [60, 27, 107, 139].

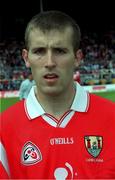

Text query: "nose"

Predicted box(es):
[45, 51, 56, 69]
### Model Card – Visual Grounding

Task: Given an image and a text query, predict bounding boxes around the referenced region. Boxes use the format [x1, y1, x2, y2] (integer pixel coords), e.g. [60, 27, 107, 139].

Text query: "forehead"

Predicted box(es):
[28, 27, 73, 48]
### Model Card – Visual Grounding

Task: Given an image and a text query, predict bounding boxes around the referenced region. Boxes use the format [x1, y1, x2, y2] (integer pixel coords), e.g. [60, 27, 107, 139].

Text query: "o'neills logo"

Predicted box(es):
[50, 137, 74, 145]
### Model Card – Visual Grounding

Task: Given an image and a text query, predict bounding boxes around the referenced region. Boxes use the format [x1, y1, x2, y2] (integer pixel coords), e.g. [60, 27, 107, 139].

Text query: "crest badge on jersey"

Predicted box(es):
[84, 136, 103, 158]
[21, 141, 42, 165]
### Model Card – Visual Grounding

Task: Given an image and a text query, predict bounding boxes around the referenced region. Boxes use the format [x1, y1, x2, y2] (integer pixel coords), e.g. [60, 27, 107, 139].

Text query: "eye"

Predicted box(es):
[54, 48, 67, 54]
[33, 48, 46, 55]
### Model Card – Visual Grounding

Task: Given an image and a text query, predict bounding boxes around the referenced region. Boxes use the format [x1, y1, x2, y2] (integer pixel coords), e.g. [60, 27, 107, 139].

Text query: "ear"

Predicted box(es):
[74, 49, 83, 67]
[22, 49, 30, 68]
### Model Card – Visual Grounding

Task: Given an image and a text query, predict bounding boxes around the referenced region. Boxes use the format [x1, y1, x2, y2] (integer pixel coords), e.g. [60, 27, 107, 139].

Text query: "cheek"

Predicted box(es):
[30, 65, 42, 82]
[28, 56, 43, 69]
[60, 59, 75, 72]
[28, 53, 41, 65]
[60, 63, 74, 81]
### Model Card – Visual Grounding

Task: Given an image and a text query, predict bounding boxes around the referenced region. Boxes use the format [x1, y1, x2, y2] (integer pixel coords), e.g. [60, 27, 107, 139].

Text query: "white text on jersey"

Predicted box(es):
[50, 137, 74, 145]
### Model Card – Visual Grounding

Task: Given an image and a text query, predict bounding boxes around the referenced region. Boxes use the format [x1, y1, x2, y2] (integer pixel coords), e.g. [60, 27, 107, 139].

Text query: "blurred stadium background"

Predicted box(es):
[0, 0, 115, 112]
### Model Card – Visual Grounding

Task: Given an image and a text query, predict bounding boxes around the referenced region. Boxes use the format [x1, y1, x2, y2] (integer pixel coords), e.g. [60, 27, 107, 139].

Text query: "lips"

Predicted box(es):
[44, 73, 59, 79]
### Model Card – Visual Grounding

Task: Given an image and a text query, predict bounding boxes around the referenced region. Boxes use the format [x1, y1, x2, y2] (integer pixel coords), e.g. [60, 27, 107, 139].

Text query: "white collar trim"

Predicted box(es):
[25, 83, 89, 120]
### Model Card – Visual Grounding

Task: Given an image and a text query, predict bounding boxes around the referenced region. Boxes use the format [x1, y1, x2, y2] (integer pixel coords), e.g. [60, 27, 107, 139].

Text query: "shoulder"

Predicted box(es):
[21, 79, 29, 84]
[1, 100, 25, 126]
[86, 93, 115, 127]
[90, 93, 115, 105]
[89, 93, 115, 115]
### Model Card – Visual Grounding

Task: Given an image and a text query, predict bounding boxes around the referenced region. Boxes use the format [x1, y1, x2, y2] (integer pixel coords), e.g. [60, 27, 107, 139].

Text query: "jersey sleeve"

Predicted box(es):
[0, 162, 9, 179]
[0, 142, 10, 179]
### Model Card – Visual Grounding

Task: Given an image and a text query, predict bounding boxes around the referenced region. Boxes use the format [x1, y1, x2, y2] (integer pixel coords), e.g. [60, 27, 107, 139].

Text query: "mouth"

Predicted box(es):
[43, 73, 59, 83]
[44, 73, 58, 79]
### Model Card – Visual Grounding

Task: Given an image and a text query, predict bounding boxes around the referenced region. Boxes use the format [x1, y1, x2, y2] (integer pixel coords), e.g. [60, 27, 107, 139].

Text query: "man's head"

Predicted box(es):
[28, 73, 33, 81]
[22, 11, 81, 97]
[25, 11, 81, 53]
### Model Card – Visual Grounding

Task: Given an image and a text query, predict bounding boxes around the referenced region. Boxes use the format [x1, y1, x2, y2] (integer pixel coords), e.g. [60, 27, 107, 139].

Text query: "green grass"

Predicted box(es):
[0, 97, 19, 112]
[94, 91, 115, 102]
[0, 91, 115, 112]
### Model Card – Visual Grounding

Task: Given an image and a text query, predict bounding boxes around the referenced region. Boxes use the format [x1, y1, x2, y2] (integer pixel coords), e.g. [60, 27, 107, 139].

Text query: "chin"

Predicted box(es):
[43, 87, 62, 96]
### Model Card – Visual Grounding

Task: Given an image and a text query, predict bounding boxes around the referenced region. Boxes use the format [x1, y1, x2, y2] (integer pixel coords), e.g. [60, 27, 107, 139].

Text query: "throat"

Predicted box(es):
[43, 100, 71, 120]
[35, 84, 76, 120]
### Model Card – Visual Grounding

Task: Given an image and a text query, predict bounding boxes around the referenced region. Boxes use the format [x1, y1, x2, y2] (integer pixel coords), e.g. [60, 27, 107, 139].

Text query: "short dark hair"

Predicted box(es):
[25, 10, 81, 52]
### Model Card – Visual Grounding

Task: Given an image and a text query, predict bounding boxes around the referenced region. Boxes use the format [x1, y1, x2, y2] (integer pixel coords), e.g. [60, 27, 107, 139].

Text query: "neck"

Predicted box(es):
[35, 83, 76, 119]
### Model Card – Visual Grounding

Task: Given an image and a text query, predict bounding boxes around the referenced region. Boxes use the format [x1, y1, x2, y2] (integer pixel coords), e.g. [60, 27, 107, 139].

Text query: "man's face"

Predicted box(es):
[23, 27, 77, 96]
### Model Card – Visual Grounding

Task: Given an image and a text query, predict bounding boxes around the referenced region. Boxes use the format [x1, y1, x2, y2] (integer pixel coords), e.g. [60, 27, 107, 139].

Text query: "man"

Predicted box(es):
[1, 11, 115, 179]
[19, 72, 35, 100]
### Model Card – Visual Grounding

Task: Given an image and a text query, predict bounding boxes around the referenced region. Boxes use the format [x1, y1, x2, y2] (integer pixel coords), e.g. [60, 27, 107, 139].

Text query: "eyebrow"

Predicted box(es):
[31, 44, 68, 49]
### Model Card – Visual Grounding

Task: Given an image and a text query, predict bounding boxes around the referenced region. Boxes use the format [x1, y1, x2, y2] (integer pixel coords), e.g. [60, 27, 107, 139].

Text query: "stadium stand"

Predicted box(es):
[0, 30, 115, 90]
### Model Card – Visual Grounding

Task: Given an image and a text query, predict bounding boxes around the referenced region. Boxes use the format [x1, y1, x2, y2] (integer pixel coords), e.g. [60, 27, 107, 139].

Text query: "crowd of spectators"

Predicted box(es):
[76, 30, 115, 85]
[0, 30, 115, 90]
[0, 40, 27, 90]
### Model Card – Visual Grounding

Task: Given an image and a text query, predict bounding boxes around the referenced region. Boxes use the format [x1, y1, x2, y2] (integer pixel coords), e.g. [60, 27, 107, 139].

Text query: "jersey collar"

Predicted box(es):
[25, 82, 89, 120]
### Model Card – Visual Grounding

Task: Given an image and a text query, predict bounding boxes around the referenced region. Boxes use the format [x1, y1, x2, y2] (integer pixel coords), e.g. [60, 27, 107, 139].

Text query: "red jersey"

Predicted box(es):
[1, 83, 115, 179]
